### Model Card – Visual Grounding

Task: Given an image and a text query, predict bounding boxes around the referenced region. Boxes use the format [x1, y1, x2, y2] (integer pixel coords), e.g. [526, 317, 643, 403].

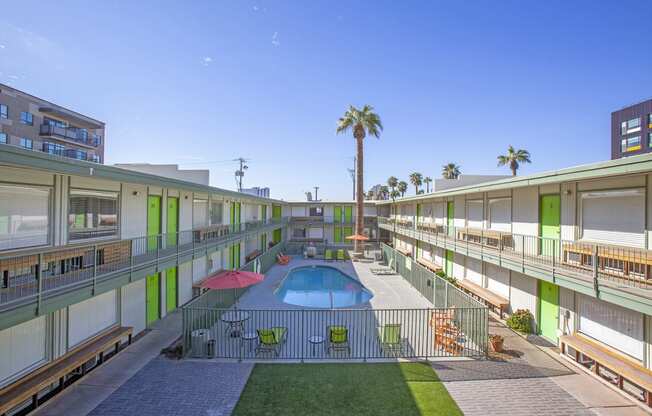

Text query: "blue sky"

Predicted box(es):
[1, 1, 651, 200]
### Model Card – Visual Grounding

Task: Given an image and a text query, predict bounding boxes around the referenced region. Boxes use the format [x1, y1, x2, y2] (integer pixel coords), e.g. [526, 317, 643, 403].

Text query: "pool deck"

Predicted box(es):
[238, 256, 433, 309]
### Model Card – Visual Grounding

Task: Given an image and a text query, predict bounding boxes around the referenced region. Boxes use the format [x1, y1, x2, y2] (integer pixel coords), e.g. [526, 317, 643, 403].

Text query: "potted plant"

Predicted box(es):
[489, 334, 504, 353]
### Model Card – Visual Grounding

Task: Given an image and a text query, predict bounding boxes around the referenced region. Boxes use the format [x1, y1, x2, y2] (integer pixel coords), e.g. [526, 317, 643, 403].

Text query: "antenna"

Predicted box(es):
[314, 186, 319, 201]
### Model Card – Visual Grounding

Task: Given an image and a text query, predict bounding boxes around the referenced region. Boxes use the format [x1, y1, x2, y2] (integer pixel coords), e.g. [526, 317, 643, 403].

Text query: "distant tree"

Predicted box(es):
[442, 163, 461, 179]
[497, 145, 531, 176]
[397, 181, 408, 197]
[390, 189, 400, 201]
[409, 172, 423, 194]
[424, 176, 433, 193]
[380, 185, 390, 200]
[387, 176, 398, 194]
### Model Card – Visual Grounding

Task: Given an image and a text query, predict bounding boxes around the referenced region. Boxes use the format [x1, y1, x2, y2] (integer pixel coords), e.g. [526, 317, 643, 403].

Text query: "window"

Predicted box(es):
[20, 138, 32, 149]
[0, 185, 51, 250]
[309, 207, 323, 216]
[20, 112, 33, 125]
[580, 189, 645, 247]
[621, 118, 641, 135]
[44, 117, 67, 128]
[89, 154, 100, 163]
[65, 149, 87, 160]
[649, 133, 652, 148]
[0, 133, 6, 144]
[621, 136, 641, 153]
[93, 133, 102, 146]
[210, 200, 223, 225]
[0, 104, 7, 119]
[649, 114, 652, 126]
[193, 198, 209, 228]
[68, 190, 119, 240]
[43, 142, 65, 155]
[293, 228, 306, 238]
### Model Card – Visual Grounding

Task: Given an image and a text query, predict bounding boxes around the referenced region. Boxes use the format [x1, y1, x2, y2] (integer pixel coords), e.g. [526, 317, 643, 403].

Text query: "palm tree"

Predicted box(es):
[397, 181, 408, 197]
[390, 189, 400, 201]
[424, 176, 433, 193]
[380, 185, 389, 200]
[497, 145, 531, 176]
[387, 176, 398, 194]
[409, 172, 423, 195]
[337, 105, 383, 251]
[442, 163, 461, 179]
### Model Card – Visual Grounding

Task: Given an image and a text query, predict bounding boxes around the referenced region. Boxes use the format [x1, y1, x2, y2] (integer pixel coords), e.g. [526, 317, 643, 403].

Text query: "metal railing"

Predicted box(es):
[39, 124, 101, 147]
[182, 242, 488, 361]
[0, 217, 289, 311]
[182, 307, 487, 360]
[378, 217, 652, 289]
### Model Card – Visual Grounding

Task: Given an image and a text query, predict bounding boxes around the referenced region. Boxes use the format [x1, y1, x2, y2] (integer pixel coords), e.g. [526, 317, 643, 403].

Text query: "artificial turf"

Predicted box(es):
[232, 362, 462, 416]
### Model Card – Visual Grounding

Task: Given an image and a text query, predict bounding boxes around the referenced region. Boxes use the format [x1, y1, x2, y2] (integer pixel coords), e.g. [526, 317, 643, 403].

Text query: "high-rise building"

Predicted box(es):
[611, 98, 652, 159]
[0, 83, 105, 163]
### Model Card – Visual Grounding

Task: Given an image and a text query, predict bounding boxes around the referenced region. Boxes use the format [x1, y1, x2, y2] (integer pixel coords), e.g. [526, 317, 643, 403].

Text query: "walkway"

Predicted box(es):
[34, 310, 184, 416]
[434, 318, 647, 415]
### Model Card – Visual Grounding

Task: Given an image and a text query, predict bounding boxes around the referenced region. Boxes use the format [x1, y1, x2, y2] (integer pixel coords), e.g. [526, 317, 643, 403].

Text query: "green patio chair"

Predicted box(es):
[379, 323, 402, 356]
[255, 327, 287, 357]
[327, 325, 351, 355]
[336, 249, 345, 261]
[325, 249, 333, 261]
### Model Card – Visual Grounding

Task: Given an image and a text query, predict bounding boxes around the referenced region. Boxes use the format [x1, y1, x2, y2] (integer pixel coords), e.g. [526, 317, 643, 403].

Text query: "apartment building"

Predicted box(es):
[286, 201, 382, 247]
[0, 145, 288, 413]
[0, 83, 105, 163]
[378, 152, 652, 402]
[612, 98, 652, 159]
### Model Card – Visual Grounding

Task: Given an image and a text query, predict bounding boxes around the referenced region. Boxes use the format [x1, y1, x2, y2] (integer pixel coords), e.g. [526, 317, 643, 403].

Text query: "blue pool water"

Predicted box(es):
[275, 266, 373, 308]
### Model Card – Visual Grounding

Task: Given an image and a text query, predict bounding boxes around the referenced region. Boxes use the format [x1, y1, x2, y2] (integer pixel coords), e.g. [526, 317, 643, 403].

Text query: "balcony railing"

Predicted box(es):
[0, 217, 289, 312]
[39, 124, 101, 147]
[378, 217, 652, 290]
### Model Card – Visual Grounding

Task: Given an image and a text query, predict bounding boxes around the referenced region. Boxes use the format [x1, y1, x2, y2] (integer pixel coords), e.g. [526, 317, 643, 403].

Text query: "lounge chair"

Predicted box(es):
[336, 249, 345, 261]
[276, 253, 290, 265]
[325, 249, 333, 261]
[379, 323, 402, 356]
[327, 325, 351, 355]
[370, 258, 396, 275]
[255, 327, 287, 357]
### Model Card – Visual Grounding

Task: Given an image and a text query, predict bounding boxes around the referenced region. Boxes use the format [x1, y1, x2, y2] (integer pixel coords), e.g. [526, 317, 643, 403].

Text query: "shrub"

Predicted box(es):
[506, 309, 534, 334]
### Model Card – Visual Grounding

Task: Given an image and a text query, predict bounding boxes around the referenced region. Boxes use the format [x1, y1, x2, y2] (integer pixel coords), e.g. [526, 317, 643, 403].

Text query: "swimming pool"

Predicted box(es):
[275, 265, 373, 308]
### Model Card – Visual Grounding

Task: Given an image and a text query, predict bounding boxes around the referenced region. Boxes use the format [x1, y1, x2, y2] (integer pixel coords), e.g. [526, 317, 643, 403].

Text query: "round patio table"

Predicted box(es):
[221, 311, 250, 338]
[308, 335, 325, 356]
[241, 331, 258, 351]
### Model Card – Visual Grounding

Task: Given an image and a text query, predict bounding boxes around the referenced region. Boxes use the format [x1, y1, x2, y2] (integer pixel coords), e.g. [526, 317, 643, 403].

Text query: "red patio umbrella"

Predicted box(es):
[201, 270, 265, 308]
[345, 234, 369, 241]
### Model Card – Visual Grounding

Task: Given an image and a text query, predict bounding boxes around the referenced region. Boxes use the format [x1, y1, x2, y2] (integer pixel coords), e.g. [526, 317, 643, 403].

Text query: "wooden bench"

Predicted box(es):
[563, 242, 652, 281]
[416, 257, 442, 273]
[457, 279, 509, 318]
[560, 333, 652, 407]
[0, 326, 133, 415]
[396, 247, 411, 257]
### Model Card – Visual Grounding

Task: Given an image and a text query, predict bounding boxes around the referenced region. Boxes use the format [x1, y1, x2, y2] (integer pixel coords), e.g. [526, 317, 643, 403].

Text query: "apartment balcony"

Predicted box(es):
[0, 217, 289, 314]
[39, 124, 101, 148]
[379, 218, 652, 300]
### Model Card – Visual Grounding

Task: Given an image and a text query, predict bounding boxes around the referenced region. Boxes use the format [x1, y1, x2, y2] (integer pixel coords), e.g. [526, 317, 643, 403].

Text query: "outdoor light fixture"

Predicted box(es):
[132, 190, 140, 196]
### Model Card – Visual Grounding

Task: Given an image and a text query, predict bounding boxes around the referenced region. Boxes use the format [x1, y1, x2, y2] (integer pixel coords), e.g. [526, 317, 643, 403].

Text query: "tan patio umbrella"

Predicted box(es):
[345, 234, 369, 241]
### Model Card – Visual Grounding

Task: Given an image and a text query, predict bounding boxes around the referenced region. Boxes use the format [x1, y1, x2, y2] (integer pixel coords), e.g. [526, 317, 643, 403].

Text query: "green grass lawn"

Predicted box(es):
[232, 362, 462, 416]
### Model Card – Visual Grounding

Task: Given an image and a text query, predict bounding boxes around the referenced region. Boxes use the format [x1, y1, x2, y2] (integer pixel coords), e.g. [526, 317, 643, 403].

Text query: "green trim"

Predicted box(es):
[166, 196, 179, 247]
[538, 280, 559, 343]
[146, 273, 160, 326]
[147, 195, 161, 251]
[166, 267, 177, 312]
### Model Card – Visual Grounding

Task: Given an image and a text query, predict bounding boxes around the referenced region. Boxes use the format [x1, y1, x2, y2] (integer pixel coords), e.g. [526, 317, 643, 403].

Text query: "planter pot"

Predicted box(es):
[490, 338, 504, 353]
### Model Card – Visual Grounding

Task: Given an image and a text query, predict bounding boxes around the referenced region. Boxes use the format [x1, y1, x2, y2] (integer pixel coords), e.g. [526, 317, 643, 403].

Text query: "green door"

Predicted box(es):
[416, 203, 422, 225]
[540, 195, 561, 257]
[446, 201, 454, 236]
[416, 240, 421, 259]
[166, 197, 178, 247]
[230, 202, 241, 232]
[334, 226, 342, 243]
[147, 196, 161, 251]
[146, 273, 160, 326]
[229, 243, 241, 270]
[343, 226, 353, 240]
[165, 267, 177, 312]
[272, 204, 282, 220]
[261, 205, 267, 223]
[344, 206, 353, 224]
[445, 250, 454, 277]
[334, 206, 342, 223]
[260, 233, 267, 251]
[538, 280, 559, 343]
[273, 228, 282, 243]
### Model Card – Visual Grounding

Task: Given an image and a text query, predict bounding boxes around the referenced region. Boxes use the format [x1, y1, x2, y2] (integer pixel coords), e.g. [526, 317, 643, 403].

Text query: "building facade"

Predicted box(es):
[0, 146, 288, 414]
[0, 83, 105, 163]
[378, 152, 652, 404]
[611, 98, 652, 159]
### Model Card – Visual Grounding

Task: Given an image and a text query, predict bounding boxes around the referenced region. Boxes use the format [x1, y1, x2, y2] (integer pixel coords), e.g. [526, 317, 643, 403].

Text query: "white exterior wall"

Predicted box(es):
[512, 186, 538, 238]
[178, 261, 193, 305]
[68, 290, 118, 347]
[192, 256, 207, 283]
[509, 272, 537, 323]
[485, 263, 510, 298]
[121, 183, 147, 239]
[453, 196, 465, 228]
[559, 286, 576, 336]
[121, 279, 147, 336]
[0, 316, 47, 387]
[452, 253, 465, 280]
[179, 191, 193, 232]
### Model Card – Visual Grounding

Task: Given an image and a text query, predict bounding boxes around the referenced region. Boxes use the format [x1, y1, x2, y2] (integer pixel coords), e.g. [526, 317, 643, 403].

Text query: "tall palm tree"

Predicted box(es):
[424, 176, 433, 193]
[337, 105, 383, 251]
[397, 181, 408, 197]
[409, 172, 423, 195]
[442, 163, 461, 179]
[497, 145, 531, 176]
[387, 176, 398, 194]
[390, 189, 400, 201]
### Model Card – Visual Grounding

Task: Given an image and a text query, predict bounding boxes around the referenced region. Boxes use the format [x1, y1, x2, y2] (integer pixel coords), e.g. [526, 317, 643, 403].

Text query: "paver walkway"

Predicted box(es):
[434, 318, 647, 416]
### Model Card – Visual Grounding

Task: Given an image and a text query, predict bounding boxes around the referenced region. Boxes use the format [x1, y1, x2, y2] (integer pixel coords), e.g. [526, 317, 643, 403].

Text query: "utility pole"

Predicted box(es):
[234, 157, 249, 191]
[314, 186, 319, 201]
